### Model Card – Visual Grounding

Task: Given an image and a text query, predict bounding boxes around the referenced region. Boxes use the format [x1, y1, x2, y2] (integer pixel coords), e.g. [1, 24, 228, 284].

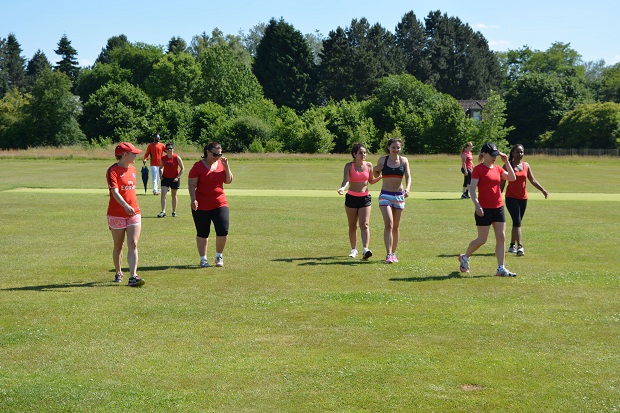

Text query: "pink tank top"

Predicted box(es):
[349, 164, 370, 183]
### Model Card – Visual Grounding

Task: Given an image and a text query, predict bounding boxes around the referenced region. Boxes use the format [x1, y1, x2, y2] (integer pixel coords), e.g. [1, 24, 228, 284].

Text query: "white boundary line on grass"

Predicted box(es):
[4, 187, 620, 201]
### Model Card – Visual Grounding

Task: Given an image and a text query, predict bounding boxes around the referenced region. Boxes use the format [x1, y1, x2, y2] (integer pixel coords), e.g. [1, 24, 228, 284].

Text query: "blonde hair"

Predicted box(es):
[462, 142, 473, 151]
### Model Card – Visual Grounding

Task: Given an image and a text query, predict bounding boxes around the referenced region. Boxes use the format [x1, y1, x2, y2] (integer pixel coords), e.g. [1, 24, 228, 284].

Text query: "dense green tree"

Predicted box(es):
[2, 34, 26, 92]
[75, 63, 132, 103]
[54, 35, 80, 88]
[167, 36, 188, 55]
[81, 81, 151, 142]
[300, 107, 335, 153]
[423, 11, 501, 99]
[525, 42, 584, 78]
[551, 102, 620, 148]
[469, 91, 513, 151]
[505, 72, 589, 147]
[24, 50, 51, 90]
[25, 70, 85, 147]
[304, 30, 324, 64]
[144, 52, 201, 102]
[395, 11, 429, 83]
[147, 99, 194, 143]
[323, 99, 379, 152]
[107, 43, 164, 87]
[192, 101, 228, 144]
[273, 106, 306, 152]
[190, 29, 252, 68]
[96, 35, 129, 64]
[241, 23, 266, 58]
[253, 18, 317, 112]
[598, 62, 620, 103]
[0, 87, 29, 148]
[319, 19, 404, 101]
[195, 43, 263, 107]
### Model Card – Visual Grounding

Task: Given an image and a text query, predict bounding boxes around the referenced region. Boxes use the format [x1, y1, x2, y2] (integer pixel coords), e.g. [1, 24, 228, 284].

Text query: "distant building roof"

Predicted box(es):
[457, 100, 486, 112]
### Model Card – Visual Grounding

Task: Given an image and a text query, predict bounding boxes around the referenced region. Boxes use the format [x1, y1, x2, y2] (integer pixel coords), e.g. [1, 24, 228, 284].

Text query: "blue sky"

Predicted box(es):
[5, 0, 619, 67]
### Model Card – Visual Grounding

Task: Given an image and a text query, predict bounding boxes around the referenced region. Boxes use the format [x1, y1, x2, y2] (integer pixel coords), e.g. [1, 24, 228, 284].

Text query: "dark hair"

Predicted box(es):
[350, 143, 366, 158]
[385, 138, 403, 154]
[202, 142, 222, 159]
[509, 144, 524, 164]
[165, 142, 174, 149]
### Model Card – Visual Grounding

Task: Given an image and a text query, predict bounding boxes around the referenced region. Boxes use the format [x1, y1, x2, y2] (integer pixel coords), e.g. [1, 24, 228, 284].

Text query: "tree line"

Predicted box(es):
[1, 9, 619, 153]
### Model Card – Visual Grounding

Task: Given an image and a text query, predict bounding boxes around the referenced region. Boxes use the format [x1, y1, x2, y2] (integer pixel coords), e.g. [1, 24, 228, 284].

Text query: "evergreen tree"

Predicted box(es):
[25, 50, 52, 90]
[54, 35, 80, 88]
[253, 18, 317, 112]
[395, 11, 429, 82]
[96, 35, 129, 64]
[167, 36, 187, 55]
[4, 34, 26, 91]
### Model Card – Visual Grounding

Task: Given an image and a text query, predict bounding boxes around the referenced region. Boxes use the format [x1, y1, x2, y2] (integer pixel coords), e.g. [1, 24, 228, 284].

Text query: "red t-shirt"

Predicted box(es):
[461, 151, 473, 170]
[505, 162, 529, 200]
[161, 154, 180, 179]
[188, 160, 228, 211]
[106, 164, 140, 217]
[472, 163, 504, 208]
[144, 142, 166, 166]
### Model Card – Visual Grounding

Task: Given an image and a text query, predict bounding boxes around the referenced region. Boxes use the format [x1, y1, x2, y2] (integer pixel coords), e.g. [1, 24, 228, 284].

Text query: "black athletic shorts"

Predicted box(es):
[161, 177, 180, 190]
[474, 206, 505, 226]
[345, 193, 371, 209]
[192, 207, 229, 238]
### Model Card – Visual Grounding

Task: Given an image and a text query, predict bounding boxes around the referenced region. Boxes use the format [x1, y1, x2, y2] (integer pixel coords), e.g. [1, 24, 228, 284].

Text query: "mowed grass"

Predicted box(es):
[0, 154, 619, 412]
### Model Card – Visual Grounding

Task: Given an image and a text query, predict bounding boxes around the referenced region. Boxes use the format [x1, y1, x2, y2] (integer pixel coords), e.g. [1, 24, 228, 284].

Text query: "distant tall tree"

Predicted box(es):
[144, 52, 201, 102]
[0, 37, 7, 94]
[319, 18, 404, 101]
[107, 42, 164, 86]
[423, 11, 501, 99]
[96, 35, 129, 64]
[4, 34, 26, 91]
[395, 11, 429, 82]
[304, 30, 324, 64]
[167, 36, 187, 55]
[24, 50, 51, 90]
[241, 23, 267, 58]
[253, 18, 317, 112]
[599, 62, 620, 103]
[54, 35, 80, 88]
[190, 29, 252, 68]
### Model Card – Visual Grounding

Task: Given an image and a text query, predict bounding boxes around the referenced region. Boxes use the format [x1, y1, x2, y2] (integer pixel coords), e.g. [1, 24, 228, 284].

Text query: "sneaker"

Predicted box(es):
[128, 275, 145, 287]
[508, 245, 517, 253]
[362, 248, 373, 260]
[200, 258, 210, 268]
[496, 266, 517, 277]
[215, 255, 224, 267]
[516, 246, 525, 256]
[157, 211, 166, 218]
[391, 254, 398, 263]
[171, 212, 176, 217]
[385, 254, 394, 264]
[459, 254, 470, 273]
[113, 273, 123, 283]
[461, 193, 470, 199]
[348, 249, 358, 258]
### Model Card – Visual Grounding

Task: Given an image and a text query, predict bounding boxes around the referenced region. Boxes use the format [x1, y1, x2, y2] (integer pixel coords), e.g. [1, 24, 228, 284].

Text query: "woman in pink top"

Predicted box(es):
[338, 143, 382, 260]
[460, 142, 474, 198]
[500, 144, 548, 256]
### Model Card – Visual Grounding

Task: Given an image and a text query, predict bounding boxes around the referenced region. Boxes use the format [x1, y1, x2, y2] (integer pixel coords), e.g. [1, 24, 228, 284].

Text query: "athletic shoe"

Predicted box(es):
[171, 212, 176, 217]
[200, 258, 210, 268]
[496, 266, 517, 277]
[157, 211, 166, 218]
[113, 273, 123, 283]
[461, 193, 470, 199]
[391, 254, 399, 263]
[508, 245, 517, 254]
[215, 256, 224, 267]
[348, 249, 358, 258]
[385, 254, 394, 264]
[459, 254, 470, 273]
[362, 248, 373, 260]
[517, 246, 525, 256]
[128, 275, 145, 287]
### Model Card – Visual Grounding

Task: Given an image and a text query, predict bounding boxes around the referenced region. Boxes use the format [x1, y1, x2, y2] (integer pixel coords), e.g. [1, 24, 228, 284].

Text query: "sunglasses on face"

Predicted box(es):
[166, 147, 173, 150]
[210, 151, 222, 158]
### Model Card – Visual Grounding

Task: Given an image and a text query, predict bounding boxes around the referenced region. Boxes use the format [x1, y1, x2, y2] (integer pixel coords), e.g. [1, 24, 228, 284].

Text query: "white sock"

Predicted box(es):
[200, 256, 207, 261]
[216, 253, 222, 258]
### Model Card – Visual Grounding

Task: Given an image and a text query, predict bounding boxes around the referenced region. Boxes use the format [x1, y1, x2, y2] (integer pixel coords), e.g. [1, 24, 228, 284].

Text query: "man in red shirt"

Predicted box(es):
[143, 133, 167, 195]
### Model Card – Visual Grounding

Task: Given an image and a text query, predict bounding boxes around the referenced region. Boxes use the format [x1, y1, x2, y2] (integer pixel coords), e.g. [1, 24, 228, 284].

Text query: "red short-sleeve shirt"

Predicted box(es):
[188, 160, 228, 211]
[106, 164, 140, 217]
[472, 163, 504, 209]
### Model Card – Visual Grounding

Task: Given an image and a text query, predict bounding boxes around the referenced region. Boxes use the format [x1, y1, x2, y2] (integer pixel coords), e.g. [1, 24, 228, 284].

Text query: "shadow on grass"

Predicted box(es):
[272, 256, 377, 266]
[1, 281, 113, 292]
[115, 265, 198, 272]
[437, 253, 496, 258]
[390, 271, 490, 282]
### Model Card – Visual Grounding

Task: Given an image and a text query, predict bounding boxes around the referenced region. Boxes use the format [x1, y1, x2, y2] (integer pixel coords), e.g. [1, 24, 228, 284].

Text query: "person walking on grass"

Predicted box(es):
[338, 143, 382, 260]
[459, 142, 517, 277]
[157, 143, 185, 218]
[500, 144, 549, 256]
[106, 142, 145, 287]
[460, 142, 474, 199]
[373, 138, 411, 264]
[188, 142, 233, 268]
[143, 133, 166, 195]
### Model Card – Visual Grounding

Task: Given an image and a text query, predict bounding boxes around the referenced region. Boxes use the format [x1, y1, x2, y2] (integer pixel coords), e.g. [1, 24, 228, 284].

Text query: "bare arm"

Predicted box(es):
[338, 163, 351, 195]
[499, 153, 516, 182]
[403, 157, 411, 197]
[367, 161, 382, 185]
[526, 163, 548, 198]
[372, 156, 385, 178]
[188, 177, 199, 211]
[175, 156, 185, 182]
[221, 157, 233, 184]
[469, 178, 483, 216]
[110, 188, 136, 215]
[461, 152, 468, 175]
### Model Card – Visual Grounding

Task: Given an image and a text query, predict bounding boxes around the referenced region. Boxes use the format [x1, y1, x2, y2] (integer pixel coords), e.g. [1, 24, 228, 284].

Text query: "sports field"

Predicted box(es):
[1, 154, 619, 412]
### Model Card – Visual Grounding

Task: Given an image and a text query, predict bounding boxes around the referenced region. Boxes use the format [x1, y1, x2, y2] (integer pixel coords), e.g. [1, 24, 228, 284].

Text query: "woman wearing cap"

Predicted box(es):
[106, 142, 145, 287]
[188, 142, 233, 268]
[157, 143, 185, 218]
[373, 138, 411, 264]
[500, 144, 548, 256]
[337, 143, 382, 260]
[458, 142, 517, 277]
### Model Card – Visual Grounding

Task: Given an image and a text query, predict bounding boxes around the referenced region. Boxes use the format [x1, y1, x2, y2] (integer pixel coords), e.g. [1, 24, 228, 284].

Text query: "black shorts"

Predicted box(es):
[505, 197, 528, 227]
[345, 193, 371, 209]
[192, 207, 229, 238]
[461, 168, 472, 186]
[475, 206, 505, 226]
[161, 177, 180, 190]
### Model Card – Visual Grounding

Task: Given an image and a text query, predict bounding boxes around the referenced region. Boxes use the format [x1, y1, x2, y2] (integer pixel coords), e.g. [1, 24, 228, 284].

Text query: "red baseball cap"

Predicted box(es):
[115, 142, 142, 156]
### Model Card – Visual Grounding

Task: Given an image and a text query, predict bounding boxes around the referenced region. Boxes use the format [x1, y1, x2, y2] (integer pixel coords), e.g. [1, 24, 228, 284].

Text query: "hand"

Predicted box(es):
[404, 189, 410, 198]
[173, 177, 179, 182]
[221, 156, 228, 166]
[475, 206, 484, 217]
[124, 204, 136, 215]
[543, 189, 549, 199]
[191, 200, 198, 211]
[337, 188, 345, 195]
[499, 152, 509, 164]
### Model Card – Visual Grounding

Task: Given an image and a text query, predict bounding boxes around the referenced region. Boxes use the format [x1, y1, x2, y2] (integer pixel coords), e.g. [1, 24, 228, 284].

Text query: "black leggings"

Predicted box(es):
[505, 197, 527, 227]
[192, 207, 230, 238]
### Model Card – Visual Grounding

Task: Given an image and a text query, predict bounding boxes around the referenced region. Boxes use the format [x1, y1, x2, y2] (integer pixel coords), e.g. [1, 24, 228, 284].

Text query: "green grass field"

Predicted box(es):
[1, 153, 619, 412]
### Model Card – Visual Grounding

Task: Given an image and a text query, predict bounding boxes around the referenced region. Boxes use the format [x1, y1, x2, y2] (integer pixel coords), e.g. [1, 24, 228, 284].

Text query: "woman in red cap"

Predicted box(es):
[106, 142, 145, 287]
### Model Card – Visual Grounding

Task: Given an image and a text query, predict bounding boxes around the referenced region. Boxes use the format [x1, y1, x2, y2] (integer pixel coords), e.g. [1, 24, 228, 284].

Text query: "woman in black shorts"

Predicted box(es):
[158, 143, 185, 218]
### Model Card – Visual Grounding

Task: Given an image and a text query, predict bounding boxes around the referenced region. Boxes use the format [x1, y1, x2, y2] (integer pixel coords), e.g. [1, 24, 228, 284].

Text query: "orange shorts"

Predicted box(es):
[108, 214, 141, 230]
